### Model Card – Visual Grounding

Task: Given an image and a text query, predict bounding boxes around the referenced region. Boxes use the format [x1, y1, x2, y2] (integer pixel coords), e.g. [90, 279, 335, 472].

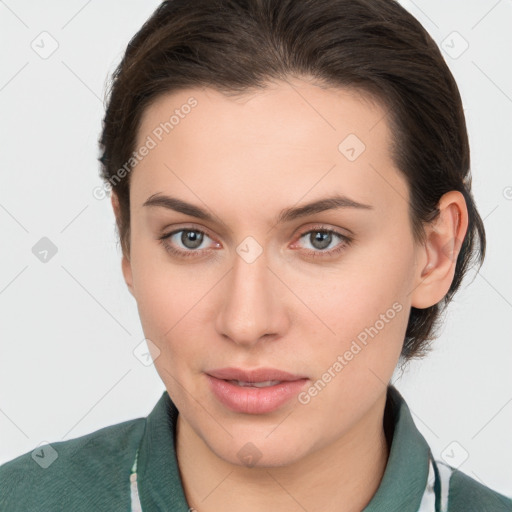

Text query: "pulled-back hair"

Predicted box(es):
[98, 0, 486, 360]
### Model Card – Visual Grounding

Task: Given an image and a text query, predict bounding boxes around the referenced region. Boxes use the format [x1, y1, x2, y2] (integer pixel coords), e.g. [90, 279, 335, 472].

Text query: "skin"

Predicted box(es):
[112, 77, 468, 512]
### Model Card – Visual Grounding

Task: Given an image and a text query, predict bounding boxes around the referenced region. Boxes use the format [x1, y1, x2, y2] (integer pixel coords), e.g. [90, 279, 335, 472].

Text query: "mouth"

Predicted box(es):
[205, 367, 309, 414]
[206, 366, 308, 383]
[224, 379, 283, 388]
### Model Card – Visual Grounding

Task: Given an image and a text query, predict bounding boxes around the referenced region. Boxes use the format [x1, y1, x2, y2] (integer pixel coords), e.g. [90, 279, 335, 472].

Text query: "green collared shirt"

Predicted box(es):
[1, 386, 510, 511]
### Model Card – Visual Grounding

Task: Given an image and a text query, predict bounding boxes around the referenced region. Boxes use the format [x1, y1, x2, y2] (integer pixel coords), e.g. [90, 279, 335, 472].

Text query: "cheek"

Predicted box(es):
[133, 265, 207, 343]
[295, 237, 414, 390]
[129, 239, 180, 343]
[296, 281, 409, 431]
[302, 283, 408, 383]
[129, 240, 222, 365]
[306, 237, 414, 337]
[130, 257, 211, 399]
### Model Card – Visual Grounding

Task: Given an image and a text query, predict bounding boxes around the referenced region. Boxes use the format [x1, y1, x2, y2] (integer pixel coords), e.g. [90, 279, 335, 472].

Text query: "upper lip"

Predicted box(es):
[206, 367, 307, 382]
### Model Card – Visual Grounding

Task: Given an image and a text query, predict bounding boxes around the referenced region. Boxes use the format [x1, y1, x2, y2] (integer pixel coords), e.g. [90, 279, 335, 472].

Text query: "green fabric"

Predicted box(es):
[0, 418, 145, 511]
[362, 386, 431, 511]
[135, 389, 189, 511]
[448, 469, 512, 512]
[1, 386, 510, 511]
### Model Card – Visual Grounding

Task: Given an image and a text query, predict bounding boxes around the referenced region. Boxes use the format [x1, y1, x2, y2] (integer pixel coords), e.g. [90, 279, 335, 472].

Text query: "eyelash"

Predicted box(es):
[157, 225, 353, 260]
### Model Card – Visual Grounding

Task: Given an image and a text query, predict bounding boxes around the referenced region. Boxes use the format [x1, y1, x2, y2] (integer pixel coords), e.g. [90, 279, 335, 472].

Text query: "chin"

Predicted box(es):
[206, 430, 311, 469]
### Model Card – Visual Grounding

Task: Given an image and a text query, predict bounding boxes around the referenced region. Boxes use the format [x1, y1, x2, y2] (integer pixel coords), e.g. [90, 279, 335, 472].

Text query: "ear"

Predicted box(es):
[111, 192, 135, 297]
[410, 190, 469, 309]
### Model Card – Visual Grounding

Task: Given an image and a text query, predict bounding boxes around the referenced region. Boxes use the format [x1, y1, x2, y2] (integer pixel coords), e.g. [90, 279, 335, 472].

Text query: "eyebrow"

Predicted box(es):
[142, 193, 373, 225]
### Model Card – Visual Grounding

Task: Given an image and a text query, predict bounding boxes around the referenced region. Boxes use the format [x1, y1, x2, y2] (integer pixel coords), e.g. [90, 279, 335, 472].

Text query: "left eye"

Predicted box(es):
[295, 229, 351, 254]
[159, 228, 217, 255]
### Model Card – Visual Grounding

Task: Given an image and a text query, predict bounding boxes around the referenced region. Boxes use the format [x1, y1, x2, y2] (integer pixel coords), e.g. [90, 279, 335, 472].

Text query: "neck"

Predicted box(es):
[176, 391, 390, 512]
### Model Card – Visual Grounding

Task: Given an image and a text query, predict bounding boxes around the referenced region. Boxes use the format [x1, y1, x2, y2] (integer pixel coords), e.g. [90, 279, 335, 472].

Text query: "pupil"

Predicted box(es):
[182, 230, 203, 249]
[312, 231, 331, 250]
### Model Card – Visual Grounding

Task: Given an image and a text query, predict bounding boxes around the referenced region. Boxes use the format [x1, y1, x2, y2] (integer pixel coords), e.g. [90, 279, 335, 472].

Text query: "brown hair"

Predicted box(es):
[98, 0, 486, 360]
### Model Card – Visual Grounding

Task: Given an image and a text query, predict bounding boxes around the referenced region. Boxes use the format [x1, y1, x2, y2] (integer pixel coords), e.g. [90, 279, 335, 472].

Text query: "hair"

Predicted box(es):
[98, 0, 486, 360]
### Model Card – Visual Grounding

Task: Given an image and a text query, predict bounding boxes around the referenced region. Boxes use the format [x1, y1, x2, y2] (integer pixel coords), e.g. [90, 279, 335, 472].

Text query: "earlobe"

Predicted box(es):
[411, 191, 469, 309]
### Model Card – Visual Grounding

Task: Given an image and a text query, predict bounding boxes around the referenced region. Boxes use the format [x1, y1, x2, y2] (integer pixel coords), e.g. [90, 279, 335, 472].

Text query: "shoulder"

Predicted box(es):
[0, 416, 146, 512]
[445, 465, 512, 511]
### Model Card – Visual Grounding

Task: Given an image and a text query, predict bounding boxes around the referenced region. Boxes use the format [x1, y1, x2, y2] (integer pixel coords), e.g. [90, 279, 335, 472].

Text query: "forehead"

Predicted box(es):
[136, 79, 390, 157]
[131, 79, 407, 216]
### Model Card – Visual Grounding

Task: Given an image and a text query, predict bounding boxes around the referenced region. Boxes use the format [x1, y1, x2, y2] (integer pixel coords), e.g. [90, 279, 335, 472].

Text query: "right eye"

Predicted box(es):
[158, 227, 221, 258]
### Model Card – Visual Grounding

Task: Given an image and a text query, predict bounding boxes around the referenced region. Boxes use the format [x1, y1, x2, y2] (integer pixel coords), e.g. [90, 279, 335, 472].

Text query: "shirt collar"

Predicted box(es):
[362, 386, 431, 511]
[135, 386, 431, 511]
[135, 391, 189, 511]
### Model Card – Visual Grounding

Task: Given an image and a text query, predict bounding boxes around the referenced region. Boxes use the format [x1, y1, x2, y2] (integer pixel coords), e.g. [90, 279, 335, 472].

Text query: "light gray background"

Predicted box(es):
[1, 0, 511, 498]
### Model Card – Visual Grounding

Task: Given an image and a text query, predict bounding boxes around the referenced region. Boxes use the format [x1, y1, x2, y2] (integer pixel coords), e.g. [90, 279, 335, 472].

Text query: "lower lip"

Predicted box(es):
[206, 375, 309, 414]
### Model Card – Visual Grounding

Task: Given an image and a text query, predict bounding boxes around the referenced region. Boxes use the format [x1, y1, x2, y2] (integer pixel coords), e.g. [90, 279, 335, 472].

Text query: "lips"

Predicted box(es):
[205, 367, 309, 414]
[206, 367, 307, 383]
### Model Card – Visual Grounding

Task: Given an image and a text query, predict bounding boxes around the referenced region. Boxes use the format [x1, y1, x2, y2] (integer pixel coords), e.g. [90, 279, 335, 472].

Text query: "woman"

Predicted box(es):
[1, 0, 510, 510]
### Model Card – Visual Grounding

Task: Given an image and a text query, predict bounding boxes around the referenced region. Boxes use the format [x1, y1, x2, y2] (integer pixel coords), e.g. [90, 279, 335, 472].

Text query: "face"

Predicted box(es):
[121, 78, 427, 468]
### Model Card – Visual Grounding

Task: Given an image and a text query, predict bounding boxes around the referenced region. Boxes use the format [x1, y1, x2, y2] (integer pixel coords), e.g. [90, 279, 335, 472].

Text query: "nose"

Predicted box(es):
[215, 246, 288, 347]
